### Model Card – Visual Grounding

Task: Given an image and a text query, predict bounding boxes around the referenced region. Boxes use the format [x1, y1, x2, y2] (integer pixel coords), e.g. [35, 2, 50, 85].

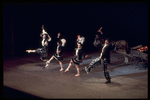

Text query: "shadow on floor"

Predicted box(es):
[3, 86, 43, 99]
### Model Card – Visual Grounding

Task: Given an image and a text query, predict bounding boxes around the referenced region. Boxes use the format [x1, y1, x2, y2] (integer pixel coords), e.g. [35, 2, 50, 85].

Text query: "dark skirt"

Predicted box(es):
[72, 56, 81, 65]
[35, 46, 48, 60]
[54, 54, 63, 61]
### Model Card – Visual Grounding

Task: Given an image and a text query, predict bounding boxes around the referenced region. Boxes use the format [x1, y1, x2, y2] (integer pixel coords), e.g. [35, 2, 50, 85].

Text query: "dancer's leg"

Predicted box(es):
[64, 60, 72, 72]
[85, 57, 100, 74]
[75, 65, 80, 76]
[59, 61, 63, 71]
[88, 57, 100, 67]
[45, 55, 54, 67]
[46, 55, 54, 64]
[102, 59, 111, 83]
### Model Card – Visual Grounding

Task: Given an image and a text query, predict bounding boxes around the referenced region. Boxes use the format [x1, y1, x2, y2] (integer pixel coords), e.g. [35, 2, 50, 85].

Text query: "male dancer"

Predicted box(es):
[26, 25, 51, 61]
[64, 43, 88, 76]
[85, 38, 111, 83]
[45, 41, 64, 71]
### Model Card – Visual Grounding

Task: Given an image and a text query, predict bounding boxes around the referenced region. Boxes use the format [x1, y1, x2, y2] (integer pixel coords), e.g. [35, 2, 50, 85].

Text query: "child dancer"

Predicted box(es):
[26, 25, 51, 61]
[64, 43, 88, 76]
[45, 41, 64, 71]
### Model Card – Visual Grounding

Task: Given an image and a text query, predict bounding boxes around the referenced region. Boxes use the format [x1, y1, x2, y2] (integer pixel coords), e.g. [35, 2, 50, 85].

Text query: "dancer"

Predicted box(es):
[64, 43, 88, 76]
[45, 41, 64, 71]
[26, 25, 51, 61]
[85, 38, 111, 83]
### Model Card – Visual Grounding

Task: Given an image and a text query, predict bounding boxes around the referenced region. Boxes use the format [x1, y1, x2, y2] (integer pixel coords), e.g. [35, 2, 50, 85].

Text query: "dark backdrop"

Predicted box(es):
[3, 2, 148, 56]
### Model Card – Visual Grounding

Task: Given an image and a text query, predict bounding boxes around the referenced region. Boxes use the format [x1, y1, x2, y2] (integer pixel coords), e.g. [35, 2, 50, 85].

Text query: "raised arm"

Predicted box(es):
[47, 34, 51, 41]
[97, 27, 103, 34]
[42, 25, 44, 29]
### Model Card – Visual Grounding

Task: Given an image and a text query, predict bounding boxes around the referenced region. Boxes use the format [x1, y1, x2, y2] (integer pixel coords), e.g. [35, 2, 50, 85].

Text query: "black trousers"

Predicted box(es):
[102, 59, 111, 81]
[87, 58, 111, 80]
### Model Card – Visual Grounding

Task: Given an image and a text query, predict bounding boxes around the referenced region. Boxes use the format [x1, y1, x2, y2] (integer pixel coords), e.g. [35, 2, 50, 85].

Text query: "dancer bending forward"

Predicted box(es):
[45, 41, 64, 71]
[64, 43, 88, 77]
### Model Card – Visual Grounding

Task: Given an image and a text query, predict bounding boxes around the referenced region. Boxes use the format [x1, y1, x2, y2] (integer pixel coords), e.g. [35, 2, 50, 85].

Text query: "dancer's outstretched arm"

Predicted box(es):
[26, 49, 36, 53]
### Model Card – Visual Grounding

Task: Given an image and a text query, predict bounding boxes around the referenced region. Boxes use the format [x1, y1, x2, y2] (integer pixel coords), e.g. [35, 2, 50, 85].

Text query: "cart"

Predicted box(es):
[130, 45, 148, 70]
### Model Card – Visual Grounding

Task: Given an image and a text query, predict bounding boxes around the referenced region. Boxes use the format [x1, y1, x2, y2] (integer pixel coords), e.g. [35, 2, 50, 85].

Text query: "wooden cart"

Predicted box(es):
[130, 45, 148, 69]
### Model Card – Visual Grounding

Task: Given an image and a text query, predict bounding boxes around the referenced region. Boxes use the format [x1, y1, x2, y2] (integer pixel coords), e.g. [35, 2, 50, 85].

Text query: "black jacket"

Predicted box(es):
[56, 45, 63, 56]
[75, 48, 86, 61]
[101, 44, 111, 60]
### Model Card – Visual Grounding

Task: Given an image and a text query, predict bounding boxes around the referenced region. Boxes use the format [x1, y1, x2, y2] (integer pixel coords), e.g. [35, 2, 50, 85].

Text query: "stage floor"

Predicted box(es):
[3, 51, 148, 99]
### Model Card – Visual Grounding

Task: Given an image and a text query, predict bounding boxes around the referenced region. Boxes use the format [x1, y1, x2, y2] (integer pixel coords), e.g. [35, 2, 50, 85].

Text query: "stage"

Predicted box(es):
[3, 51, 148, 99]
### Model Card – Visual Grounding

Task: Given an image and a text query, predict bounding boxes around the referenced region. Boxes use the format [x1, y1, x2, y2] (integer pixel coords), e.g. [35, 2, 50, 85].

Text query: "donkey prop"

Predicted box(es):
[93, 36, 131, 65]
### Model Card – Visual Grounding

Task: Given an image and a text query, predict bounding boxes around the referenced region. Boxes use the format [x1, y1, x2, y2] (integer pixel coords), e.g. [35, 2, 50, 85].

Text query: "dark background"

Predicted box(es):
[3, 2, 148, 56]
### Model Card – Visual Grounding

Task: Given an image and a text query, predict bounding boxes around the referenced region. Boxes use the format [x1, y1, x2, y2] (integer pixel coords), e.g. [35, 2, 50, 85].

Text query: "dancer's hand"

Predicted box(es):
[57, 32, 60, 38]
[85, 55, 88, 58]
[97, 27, 103, 34]
[42, 25, 44, 29]
[100, 27, 103, 30]
[26, 50, 31, 53]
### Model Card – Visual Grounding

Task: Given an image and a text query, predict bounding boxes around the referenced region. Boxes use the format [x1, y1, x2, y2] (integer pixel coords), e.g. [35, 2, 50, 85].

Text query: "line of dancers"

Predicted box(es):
[26, 25, 111, 83]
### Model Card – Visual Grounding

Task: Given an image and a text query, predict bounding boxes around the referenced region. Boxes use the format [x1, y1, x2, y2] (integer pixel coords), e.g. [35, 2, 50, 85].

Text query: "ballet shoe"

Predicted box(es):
[45, 64, 49, 68]
[75, 74, 80, 77]
[105, 79, 111, 84]
[64, 68, 69, 72]
[85, 67, 89, 74]
[46, 60, 50, 64]
[60, 68, 63, 71]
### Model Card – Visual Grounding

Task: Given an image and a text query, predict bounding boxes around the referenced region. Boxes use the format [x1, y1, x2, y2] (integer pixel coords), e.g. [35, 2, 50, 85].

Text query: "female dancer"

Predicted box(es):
[45, 40, 64, 71]
[64, 43, 88, 76]
[26, 25, 51, 61]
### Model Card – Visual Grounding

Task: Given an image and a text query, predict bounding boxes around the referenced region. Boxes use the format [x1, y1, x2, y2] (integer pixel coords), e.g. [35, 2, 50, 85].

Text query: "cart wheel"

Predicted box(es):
[136, 58, 144, 70]
[131, 56, 138, 68]
[144, 60, 148, 69]
[137, 59, 148, 70]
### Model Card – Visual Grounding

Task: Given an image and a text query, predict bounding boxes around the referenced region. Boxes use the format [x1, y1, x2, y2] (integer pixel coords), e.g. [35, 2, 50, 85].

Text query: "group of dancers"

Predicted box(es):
[26, 25, 111, 83]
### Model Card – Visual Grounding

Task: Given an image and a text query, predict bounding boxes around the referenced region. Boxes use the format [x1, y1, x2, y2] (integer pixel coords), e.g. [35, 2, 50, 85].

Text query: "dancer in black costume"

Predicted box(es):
[64, 43, 88, 76]
[45, 40, 64, 71]
[26, 25, 51, 61]
[85, 38, 111, 83]
[45, 32, 66, 71]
